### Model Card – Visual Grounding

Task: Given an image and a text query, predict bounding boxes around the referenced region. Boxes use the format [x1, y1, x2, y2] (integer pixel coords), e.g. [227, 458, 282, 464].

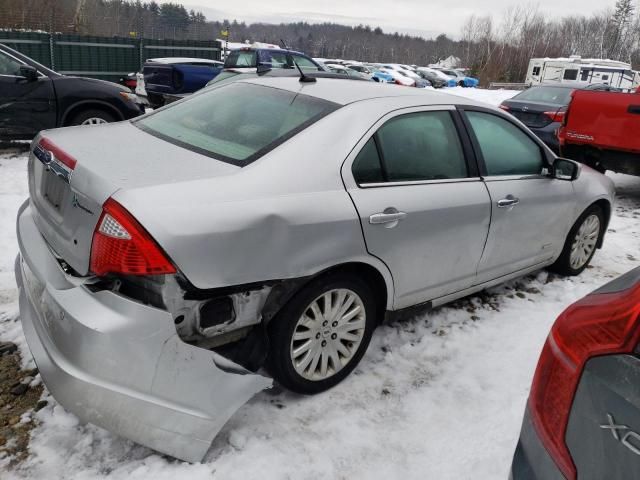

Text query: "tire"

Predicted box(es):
[68, 109, 116, 126]
[267, 273, 378, 394]
[549, 205, 604, 276]
[458, 80, 466, 87]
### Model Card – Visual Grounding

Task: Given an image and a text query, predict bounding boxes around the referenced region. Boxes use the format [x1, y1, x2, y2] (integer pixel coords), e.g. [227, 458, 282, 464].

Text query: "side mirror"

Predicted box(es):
[19, 65, 38, 82]
[552, 157, 581, 181]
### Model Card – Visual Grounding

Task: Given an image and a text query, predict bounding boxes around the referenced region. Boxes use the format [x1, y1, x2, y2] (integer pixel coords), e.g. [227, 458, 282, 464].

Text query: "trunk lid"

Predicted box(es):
[502, 100, 563, 128]
[29, 121, 239, 276]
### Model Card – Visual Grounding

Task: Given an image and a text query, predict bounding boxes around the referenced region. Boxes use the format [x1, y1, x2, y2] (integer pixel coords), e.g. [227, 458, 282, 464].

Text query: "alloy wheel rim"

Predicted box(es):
[569, 214, 600, 269]
[81, 117, 108, 125]
[290, 288, 366, 381]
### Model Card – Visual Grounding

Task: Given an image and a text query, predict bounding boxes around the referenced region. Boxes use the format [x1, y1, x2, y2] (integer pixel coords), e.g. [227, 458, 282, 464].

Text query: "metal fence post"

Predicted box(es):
[49, 33, 55, 70]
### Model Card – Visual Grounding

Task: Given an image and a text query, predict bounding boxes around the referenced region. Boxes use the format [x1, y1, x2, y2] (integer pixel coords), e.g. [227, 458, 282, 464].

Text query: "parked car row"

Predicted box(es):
[317, 58, 478, 88]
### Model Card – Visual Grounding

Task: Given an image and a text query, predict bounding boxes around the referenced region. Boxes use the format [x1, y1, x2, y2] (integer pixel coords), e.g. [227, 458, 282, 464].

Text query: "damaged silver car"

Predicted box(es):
[16, 76, 614, 461]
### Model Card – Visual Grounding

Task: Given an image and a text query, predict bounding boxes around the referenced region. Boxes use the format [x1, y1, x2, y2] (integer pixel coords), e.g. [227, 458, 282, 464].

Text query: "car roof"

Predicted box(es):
[239, 76, 487, 106]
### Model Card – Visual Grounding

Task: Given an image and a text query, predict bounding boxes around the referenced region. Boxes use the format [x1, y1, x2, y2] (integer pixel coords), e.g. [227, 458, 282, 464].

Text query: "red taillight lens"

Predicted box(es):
[499, 104, 510, 111]
[90, 198, 176, 276]
[529, 282, 640, 479]
[544, 110, 566, 123]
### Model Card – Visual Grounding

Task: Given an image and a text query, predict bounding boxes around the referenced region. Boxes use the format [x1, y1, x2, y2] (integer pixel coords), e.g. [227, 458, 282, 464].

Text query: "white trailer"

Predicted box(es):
[525, 56, 640, 89]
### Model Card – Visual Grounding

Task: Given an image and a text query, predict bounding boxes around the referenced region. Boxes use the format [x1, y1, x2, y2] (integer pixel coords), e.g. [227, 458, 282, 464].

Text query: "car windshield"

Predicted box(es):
[136, 82, 339, 165]
[514, 86, 574, 105]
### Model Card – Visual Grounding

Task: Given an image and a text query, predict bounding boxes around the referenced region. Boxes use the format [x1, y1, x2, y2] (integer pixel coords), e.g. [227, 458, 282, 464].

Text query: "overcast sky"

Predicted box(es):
[176, 0, 609, 38]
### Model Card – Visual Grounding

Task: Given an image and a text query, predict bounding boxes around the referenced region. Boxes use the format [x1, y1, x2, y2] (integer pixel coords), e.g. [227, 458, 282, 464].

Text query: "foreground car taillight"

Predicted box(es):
[498, 104, 510, 111]
[90, 198, 176, 276]
[529, 277, 640, 479]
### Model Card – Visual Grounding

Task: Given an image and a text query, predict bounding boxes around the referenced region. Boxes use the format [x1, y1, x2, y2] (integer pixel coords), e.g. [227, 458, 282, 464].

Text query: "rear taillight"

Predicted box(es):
[529, 280, 640, 479]
[544, 110, 566, 123]
[90, 198, 176, 276]
[499, 104, 510, 111]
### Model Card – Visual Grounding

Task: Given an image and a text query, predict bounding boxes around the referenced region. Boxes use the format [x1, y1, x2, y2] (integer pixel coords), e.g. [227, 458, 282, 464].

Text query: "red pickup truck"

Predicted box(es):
[558, 88, 640, 176]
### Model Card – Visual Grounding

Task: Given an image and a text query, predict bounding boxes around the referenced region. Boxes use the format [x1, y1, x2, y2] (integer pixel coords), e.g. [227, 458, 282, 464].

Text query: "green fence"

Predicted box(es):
[0, 31, 222, 82]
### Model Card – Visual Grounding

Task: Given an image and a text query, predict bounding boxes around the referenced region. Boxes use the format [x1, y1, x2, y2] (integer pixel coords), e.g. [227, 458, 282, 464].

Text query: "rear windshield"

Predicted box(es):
[135, 82, 339, 166]
[514, 86, 574, 105]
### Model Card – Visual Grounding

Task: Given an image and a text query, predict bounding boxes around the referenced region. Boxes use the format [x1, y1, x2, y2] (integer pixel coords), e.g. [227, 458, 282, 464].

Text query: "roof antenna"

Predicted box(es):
[292, 57, 316, 83]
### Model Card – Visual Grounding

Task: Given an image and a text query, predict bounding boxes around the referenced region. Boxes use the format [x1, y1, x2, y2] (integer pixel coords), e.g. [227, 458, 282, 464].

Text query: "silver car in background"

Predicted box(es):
[16, 77, 614, 462]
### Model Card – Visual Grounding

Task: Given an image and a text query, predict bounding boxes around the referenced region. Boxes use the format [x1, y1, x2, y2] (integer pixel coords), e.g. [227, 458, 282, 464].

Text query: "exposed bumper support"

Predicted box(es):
[15, 201, 272, 462]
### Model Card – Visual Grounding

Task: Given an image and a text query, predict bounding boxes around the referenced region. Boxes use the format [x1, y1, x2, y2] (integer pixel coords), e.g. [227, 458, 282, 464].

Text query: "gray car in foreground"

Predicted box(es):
[16, 77, 614, 461]
[511, 266, 640, 480]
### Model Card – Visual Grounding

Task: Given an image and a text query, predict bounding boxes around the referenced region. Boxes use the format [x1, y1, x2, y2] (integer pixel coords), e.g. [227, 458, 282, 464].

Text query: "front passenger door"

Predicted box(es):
[464, 110, 575, 284]
[0, 50, 56, 139]
[343, 107, 492, 309]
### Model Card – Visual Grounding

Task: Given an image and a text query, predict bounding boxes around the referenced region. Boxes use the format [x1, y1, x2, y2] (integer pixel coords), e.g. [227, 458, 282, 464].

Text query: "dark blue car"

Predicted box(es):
[142, 58, 224, 108]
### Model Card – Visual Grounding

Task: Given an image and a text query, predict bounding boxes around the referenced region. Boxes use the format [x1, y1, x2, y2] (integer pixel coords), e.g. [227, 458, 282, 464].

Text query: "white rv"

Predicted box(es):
[526, 56, 640, 89]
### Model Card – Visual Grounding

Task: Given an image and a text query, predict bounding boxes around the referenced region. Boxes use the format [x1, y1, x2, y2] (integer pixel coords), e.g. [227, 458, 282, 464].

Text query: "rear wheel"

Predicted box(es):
[268, 273, 377, 394]
[458, 80, 466, 87]
[549, 205, 604, 276]
[68, 109, 116, 126]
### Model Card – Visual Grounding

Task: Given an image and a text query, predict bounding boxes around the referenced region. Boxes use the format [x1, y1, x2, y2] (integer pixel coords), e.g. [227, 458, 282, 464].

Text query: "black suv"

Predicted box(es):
[0, 44, 143, 140]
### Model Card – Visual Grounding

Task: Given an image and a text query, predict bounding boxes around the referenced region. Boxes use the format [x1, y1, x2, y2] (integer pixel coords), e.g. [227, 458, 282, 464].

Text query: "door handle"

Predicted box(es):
[497, 195, 520, 208]
[369, 209, 407, 227]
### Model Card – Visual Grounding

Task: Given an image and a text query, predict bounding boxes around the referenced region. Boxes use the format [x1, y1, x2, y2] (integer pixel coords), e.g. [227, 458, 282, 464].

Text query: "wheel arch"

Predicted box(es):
[590, 198, 611, 248]
[261, 260, 393, 327]
[61, 100, 124, 126]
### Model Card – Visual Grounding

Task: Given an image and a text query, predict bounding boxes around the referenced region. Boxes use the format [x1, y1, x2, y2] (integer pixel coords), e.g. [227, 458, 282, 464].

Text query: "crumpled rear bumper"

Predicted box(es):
[15, 200, 271, 462]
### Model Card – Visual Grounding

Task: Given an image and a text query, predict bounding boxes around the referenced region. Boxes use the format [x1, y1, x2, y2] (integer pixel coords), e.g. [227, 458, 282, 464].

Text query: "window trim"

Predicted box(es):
[457, 105, 553, 179]
[0, 49, 47, 79]
[348, 106, 480, 188]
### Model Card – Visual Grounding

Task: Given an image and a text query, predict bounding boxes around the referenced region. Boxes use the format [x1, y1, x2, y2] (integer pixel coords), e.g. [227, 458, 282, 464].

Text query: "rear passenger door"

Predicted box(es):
[461, 109, 575, 284]
[343, 107, 492, 309]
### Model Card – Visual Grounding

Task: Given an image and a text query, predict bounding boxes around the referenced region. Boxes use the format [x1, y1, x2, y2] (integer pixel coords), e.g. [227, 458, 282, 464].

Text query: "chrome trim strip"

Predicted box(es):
[360, 177, 482, 188]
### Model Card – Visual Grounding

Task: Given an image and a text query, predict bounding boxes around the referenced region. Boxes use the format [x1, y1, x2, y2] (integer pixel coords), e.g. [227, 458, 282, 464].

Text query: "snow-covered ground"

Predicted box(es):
[1, 89, 639, 480]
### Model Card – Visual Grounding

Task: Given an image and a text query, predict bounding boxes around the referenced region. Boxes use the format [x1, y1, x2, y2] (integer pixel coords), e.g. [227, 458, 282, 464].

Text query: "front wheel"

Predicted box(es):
[267, 273, 378, 394]
[549, 205, 604, 276]
[68, 109, 116, 126]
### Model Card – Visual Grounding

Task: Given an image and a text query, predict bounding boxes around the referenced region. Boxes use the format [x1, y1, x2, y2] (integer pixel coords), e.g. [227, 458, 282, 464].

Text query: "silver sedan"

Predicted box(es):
[15, 77, 614, 462]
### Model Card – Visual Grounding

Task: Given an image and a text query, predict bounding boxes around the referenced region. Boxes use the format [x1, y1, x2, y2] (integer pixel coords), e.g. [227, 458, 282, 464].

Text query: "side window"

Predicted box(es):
[532, 66, 541, 76]
[0, 52, 22, 76]
[292, 55, 318, 70]
[563, 69, 578, 81]
[466, 111, 544, 176]
[352, 138, 384, 184]
[268, 52, 289, 68]
[376, 111, 467, 182]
